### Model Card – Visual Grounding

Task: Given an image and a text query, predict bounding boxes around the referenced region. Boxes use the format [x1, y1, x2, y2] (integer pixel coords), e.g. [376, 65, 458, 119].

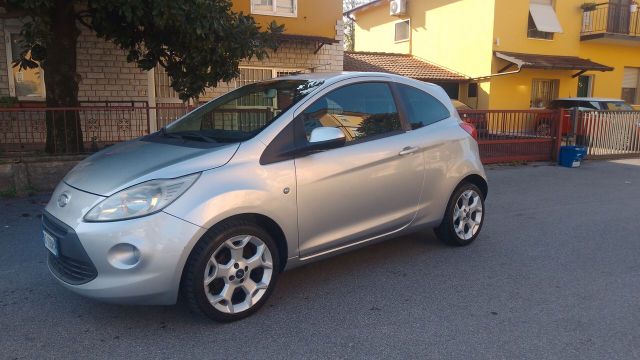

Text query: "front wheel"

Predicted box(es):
[182, 220, 279, 322]
[435, 183, 485, 246]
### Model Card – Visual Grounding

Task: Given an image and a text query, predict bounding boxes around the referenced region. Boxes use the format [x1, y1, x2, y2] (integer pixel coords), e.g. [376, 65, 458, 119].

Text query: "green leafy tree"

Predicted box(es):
[343, 0, 367, 51]
[2, 0, 283, 153]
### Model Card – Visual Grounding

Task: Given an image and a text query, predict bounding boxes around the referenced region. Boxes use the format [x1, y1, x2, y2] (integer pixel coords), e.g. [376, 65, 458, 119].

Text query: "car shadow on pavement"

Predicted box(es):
[47, 229, 452, 327]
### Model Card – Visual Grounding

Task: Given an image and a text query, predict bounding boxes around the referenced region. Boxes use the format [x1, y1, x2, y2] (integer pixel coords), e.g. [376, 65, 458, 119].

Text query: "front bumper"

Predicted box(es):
[44, 182, 207, 305]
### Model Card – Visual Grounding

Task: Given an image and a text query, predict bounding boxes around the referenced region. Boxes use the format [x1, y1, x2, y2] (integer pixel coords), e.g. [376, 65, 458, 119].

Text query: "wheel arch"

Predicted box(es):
[183, 213, 289, 275]
[460, 174, 488, 199]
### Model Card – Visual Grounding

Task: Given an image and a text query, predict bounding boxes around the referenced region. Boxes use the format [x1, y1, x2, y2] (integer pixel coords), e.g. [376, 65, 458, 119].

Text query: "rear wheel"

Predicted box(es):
[182, 220, 279, 322]
[435, 183, 485, 246]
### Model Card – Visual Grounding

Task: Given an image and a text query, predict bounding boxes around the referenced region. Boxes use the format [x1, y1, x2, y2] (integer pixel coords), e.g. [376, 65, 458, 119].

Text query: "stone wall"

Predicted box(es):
[0, 155, 85, 197]
[76, 28, 150, 102]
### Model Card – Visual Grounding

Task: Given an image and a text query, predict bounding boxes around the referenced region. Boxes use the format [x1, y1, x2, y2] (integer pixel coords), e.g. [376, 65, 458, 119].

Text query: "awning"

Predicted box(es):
[495, 52, 614, 74]
[529, 3, 563, 33]
[277, 34, 339, 45]
[276, 34, 339, 54]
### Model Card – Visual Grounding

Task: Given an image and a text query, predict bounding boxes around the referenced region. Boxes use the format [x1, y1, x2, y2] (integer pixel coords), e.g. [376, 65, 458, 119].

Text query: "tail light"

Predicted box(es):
[460, 121, 478, 140]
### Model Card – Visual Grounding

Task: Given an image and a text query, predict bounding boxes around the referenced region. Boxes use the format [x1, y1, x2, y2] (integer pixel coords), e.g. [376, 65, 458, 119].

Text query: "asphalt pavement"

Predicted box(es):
[1, 159, 639, 359]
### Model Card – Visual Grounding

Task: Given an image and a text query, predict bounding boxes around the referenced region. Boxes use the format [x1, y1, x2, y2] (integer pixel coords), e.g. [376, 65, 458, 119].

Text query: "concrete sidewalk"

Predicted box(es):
[1, 159, 639, 359]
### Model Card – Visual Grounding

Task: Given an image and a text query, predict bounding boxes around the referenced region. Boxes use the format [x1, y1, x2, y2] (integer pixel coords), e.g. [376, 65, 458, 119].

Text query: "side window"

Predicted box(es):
[300, 82, 402, 143]
[396, 84, 450, 129]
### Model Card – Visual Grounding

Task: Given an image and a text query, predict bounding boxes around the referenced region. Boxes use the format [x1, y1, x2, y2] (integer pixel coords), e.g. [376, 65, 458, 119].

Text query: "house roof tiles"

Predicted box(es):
[343, 51, 467, 81]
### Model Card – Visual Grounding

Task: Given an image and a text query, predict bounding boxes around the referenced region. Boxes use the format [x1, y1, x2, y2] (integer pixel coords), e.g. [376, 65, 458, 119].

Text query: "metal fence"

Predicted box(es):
[581, 3, 640, 37]
[574, 110, 640, 159]
[0, 104, 271, 153]
[1, 105, 638, 163]
[155, 102, 192, 129]
[458, 109, 563, 164]
[0, 106, 155, 153]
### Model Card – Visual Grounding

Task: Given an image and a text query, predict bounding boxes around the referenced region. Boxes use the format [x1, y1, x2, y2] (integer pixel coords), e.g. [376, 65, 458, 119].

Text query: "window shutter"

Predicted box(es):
[623, 68, 639, 89]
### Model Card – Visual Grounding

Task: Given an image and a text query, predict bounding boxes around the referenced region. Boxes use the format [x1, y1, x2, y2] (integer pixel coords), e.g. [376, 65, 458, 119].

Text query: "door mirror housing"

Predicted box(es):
[309, 127, 345, 143]
[305, 127, 346, 153]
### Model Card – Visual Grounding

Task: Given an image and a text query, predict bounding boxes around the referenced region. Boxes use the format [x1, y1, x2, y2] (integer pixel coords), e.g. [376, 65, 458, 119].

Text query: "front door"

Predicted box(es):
[294, 82, 425, 258]
[577, 75, 593, 97]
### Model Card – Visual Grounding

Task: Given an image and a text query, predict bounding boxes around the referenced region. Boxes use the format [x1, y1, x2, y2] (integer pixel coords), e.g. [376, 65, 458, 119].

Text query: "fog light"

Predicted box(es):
[107, 243, 141, 269]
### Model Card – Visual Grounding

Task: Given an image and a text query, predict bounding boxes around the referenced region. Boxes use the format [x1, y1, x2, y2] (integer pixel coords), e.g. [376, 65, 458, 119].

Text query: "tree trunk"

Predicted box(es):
[41, 0, 83, 154]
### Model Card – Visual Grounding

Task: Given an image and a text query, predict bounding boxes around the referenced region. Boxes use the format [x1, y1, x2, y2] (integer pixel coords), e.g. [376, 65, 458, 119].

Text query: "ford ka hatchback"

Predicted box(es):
[43, 72, 487, 322]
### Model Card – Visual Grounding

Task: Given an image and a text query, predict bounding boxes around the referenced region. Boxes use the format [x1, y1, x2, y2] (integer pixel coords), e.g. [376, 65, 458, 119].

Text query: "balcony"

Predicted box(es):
[581, 2, 640, 43]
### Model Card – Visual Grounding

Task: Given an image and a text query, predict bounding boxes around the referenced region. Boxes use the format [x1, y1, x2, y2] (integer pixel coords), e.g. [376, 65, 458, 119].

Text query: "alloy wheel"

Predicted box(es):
[453, 189, 483, 240]
[204, 235, 273, 314]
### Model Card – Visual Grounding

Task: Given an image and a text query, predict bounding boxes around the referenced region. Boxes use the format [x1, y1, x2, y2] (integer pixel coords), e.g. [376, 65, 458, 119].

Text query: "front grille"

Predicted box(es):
[43, 212, 98, 285]
[48, 253, 98, 284]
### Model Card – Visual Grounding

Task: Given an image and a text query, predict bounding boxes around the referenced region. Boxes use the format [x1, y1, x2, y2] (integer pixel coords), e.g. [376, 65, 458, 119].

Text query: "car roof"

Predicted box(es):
[555, 97, 625, 102]
[275, 71, 388, 83]
[273, 71, 443, 90]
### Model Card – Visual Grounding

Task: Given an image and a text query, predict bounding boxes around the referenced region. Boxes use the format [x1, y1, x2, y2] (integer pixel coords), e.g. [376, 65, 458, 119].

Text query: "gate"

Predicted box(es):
[458, 109, 563, 164]
[575, 110, 640, 159]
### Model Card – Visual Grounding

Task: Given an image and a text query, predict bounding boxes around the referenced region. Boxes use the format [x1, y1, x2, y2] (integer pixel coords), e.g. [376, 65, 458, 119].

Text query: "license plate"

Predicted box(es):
[43, 231, 58, 257]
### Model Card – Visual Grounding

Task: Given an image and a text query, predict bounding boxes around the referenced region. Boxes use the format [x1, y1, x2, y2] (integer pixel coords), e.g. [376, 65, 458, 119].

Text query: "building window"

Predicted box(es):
[154, 66, 304, 103]
[394, 20, 410, 42]
[622, 67, 639, 104]
[527, 0, 563, 40]
[251, 0, 297, 17]
[235, 67, 304, 88]
[468, 83, 478, 98]
[531, 79, 559, 108]
[4, 32, 45, 99]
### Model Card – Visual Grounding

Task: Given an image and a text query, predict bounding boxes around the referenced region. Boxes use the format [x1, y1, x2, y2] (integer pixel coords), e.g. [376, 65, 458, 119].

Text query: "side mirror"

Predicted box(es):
[305, 127, 346, 153]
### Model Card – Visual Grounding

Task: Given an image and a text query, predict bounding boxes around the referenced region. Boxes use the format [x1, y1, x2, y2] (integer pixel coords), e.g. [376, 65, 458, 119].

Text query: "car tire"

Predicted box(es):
[182, 219, 280, 322]
[435, 183, 485, 247]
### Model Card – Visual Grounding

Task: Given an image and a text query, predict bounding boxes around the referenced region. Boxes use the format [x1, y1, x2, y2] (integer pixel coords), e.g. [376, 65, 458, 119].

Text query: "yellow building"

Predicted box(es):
[347, 0, 640, 109]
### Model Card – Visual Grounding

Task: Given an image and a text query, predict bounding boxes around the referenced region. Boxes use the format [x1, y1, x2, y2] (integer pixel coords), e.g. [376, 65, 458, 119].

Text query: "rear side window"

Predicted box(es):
[604, 101, 634, 111]
[300, 82, 402, 143]
[396, 84, 450, 129]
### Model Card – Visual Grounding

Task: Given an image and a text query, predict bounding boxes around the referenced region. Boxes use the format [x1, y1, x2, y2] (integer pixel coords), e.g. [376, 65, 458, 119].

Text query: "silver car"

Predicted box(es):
[43, 72, 487, 322]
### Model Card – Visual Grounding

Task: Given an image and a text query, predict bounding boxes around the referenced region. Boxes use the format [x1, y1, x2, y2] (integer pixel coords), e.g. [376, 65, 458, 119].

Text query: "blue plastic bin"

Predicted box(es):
[559, 146, 587, 168]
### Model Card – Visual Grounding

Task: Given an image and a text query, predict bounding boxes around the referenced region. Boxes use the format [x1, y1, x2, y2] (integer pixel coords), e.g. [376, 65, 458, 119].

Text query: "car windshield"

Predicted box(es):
[163, 79, 325, 142]
[549, 100, 598, 110]
[603, 101, 634, 111]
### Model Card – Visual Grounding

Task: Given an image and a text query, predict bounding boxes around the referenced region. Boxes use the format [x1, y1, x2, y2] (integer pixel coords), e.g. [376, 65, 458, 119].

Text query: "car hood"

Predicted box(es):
[64, 139, 240, 196]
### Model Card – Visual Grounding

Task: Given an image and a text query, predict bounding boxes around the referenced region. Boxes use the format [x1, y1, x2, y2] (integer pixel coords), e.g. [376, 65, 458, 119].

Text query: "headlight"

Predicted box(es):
[84, 173, 200, 222]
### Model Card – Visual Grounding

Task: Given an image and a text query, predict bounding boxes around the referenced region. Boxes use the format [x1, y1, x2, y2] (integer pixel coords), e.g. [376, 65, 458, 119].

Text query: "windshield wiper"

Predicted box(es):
[159, 127, 182, 140]
[179, 132, 218, 143]
[159, 128, 216, 143]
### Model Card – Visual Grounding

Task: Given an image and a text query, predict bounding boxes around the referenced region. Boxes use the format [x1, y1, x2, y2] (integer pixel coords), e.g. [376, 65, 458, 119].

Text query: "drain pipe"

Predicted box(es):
[471, 66, 522, 81]
[472, 51, 526, 81]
